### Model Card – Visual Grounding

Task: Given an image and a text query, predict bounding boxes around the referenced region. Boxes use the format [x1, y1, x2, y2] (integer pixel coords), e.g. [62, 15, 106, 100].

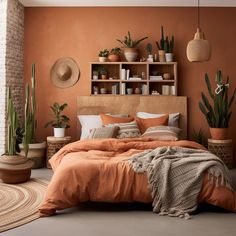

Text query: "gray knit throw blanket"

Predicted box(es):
[129, 146, 232, 219]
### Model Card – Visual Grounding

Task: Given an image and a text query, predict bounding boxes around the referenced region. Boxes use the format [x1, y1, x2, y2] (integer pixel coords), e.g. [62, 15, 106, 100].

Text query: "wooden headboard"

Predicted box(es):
[77, 95, 188, 139]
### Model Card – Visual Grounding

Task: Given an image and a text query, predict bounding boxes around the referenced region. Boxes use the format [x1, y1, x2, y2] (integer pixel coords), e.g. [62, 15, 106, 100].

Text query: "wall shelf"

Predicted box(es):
[90, 62, 177, 96]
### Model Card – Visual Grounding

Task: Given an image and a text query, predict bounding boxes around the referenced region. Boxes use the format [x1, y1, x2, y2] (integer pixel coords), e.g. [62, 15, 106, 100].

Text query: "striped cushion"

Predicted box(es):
[142, 126, 182, 141]
[88, 126, 120, 139]
[106, 121, 141, 139]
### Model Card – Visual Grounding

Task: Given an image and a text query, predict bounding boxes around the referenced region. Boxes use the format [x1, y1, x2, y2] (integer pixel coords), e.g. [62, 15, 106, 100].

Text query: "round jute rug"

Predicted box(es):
[0, 178, 48, 232]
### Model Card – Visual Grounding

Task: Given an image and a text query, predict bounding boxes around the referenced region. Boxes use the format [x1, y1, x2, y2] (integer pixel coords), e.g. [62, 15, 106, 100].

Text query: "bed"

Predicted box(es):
[39, 96, 236, 218]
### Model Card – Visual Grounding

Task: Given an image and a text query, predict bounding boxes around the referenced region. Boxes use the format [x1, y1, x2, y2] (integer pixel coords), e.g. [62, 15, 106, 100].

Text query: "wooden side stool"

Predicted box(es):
[208, 139, 233, 169]
[46, 136, 71, 168]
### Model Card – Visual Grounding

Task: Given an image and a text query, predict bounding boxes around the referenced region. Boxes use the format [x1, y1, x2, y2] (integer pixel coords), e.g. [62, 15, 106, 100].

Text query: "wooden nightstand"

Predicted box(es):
[46, 136, 71, 168]
[208, 139, 233, 169]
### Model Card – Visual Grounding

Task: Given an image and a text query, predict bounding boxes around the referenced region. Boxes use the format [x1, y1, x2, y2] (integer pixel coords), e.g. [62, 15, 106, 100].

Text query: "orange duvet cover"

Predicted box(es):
[39, 138, 236, 216]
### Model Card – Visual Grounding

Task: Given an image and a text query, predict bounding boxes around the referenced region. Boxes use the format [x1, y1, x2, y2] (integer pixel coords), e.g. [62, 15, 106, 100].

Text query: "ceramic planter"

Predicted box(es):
[19, 142, 46, 169]
[101, 74, 107, 80]
[147, 55, 154, 62]
[54, 128, 65, 138]
[123, 48, 138, 62]
[158, 50, 166, 62]
[210, 128, 228, 140]
[98, 57, 107, 62]
[165, 53, 174, 62]
[0, 155, 33, 184]
[108, 54, 120, 62]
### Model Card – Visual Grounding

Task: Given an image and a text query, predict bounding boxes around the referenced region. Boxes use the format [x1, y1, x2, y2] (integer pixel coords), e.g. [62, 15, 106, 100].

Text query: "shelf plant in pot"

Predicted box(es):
[164, 36, 174, 62]
[156, 26, 166, 62]
[146, 43, 153, 62]
[99, 66, 108, 80]
[0, 87, 33, 184]
[19, 64, 46, 169]
[199, 70, 236, 140]
[108, 47, 121, 62]
[98, 49, 109, 62]
[117, 31, 148, 62]
[45, 103, 70, 138]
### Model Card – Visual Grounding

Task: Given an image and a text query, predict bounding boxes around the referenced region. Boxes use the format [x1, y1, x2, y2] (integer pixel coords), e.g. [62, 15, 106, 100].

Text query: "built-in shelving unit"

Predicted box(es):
[90, 62, 177, 96]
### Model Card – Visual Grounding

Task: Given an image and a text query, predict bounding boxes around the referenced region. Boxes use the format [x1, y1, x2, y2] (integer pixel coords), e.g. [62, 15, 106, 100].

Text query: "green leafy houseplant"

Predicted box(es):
[199, 70, 236, 139]
[110, 47, 121, 55]
[164, 36, 174, 53]
[146, 43, 153, 55]
[45, 103, 70, 129]
[108, 47, 122, 62]
[116, 31, 148, 62]
[98, 49, 109, 57]
[98, 66, 108, 79]
[193, 129, 208, 148]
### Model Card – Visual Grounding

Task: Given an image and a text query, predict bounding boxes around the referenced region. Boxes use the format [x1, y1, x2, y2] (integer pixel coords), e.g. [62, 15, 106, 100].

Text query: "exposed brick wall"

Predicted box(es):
[0, 0, 24, 155]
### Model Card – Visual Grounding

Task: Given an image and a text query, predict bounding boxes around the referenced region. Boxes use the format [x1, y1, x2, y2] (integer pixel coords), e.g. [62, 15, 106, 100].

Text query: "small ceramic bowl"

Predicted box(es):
[163, 73, 172, 80]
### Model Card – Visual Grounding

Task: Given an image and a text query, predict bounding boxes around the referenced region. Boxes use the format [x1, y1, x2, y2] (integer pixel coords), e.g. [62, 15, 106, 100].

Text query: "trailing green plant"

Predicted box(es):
[23, 64, 37, 158]
[45, 103, 70, 129]
[6, 87, 19, 156]
[199, 70, 236, 128]
[98, 49, 109, 57]
[146, 43, 153, 55]
[164, 36, 174, 53]
[117, 31, 148, 48]
[193, 129, 208, 148]
[110, 47, 121, 55]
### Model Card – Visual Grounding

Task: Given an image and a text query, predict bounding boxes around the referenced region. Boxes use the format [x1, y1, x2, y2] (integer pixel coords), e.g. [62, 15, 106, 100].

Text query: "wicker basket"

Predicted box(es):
[46, 136, 71, 168]
[208, 139, 233, 169]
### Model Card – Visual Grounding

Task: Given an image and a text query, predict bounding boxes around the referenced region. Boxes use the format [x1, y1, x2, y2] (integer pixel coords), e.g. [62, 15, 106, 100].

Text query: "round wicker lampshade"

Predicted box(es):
[186, 28, 211, 62]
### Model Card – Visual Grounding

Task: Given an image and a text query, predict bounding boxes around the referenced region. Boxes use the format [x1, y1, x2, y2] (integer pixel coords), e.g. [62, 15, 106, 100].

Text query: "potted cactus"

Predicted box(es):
[108, 47, 121, 62]
[19, 64, 46, 168]
[156, 26, 166, 62]
[199, 70, 236, 140]
[98, 49, 109, 62]
[45, 103, 70, 138]
[0, 87, 33, 184]
[117, 31, 148, 62]
[164, 36, 174, 62]
[146, 43, 153, 62]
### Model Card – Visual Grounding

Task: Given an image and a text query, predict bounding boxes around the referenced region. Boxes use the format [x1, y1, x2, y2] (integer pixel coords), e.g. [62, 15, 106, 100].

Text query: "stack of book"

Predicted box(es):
[149, 76, 163, 81]
[162, 85, 176, 95]
[111, 84, 119, 94]
[120, 69, 130, 80]
[121, 83, 126, 95]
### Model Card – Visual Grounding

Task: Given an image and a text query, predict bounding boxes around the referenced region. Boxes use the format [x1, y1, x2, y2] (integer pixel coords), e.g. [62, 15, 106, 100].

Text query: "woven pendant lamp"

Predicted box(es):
[186, 0, 211, 62]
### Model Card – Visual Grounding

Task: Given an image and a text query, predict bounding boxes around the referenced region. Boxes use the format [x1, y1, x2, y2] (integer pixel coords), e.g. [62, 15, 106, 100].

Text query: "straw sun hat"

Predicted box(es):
[50, 57, 80, 88]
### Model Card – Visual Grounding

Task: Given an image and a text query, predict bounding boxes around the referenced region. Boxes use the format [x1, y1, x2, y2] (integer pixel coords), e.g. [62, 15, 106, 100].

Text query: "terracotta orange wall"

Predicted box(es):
[24, 7, 236, 148]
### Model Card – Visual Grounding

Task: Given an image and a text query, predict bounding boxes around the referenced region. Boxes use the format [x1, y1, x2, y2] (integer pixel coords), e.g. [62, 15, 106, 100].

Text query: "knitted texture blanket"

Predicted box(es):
[129, 146, 232, 219]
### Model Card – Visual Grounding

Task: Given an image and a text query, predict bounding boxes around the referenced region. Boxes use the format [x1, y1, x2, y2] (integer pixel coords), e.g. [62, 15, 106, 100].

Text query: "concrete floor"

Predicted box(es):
[2, 168, 236, 236]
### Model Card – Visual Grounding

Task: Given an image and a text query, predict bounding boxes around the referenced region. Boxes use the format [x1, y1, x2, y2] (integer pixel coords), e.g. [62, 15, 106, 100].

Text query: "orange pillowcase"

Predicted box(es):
[136, 115, 169, 133]
[100, 114, 134, 125]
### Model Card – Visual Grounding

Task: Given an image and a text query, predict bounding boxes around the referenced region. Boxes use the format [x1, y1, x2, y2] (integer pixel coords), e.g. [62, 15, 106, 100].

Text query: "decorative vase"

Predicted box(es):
[158, 50, 165, 62]
[98, 57, 107, 62]
[19, 142, 46, 169]
[0, 155, 33, 184]
[165, 53, 174, 62]
[123, 48, 138, 62]
[108, 54, 120, 62]
[210, 128, 228, 140]
[54, 128, 65, 138]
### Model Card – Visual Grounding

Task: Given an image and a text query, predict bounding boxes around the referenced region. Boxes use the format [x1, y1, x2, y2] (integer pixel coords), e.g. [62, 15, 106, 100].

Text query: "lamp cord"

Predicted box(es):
[198, 0, 200, 28]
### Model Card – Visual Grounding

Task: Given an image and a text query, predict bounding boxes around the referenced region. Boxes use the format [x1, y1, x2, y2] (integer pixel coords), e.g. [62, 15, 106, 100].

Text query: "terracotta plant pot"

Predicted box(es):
[19, 142, 46, 169]
[210, 128, 228, 140]
[0, 155, 33, 184]
[158, 50, 166, 62]
[123, 48, 138, 62]
[101, 74, 107, 80]
[108, 54, 120, 62]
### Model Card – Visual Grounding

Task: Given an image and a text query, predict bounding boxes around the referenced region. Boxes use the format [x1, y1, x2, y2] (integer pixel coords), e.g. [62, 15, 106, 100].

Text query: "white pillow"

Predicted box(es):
[78, 115, 102, 140]
[78, 114, 130, 140]
[136, 112, 180, 127]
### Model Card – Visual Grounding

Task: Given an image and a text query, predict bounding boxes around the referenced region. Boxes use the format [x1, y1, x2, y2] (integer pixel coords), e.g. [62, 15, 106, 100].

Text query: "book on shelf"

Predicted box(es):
[128, 77, 142, 81]
[126, 69, 130, 80]
[149, 76, 163, 81]
[121, 83, 126, 95]
[162, 85, 176, 95]
[141, 84, 148, 95]
[121, 69, 126, 80]
[112, 84, 119, 94]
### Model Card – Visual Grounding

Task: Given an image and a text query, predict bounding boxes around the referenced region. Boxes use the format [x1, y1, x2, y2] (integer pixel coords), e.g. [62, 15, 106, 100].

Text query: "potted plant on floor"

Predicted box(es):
[98, 49, 109, 62]
[117, 31, 148, 62]
[0, 87, 33, 184]
[199, 70, 236, 140]
[45, 103, 70, 138]
[19, 64, 46, 169]
[108, 47, 121, 62]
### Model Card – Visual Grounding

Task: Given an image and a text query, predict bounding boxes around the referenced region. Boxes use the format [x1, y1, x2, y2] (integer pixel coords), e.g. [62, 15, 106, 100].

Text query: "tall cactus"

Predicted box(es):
[6, 87, 19, 156]
[23, 64, 37, 158]
[199, 70, 236, 128]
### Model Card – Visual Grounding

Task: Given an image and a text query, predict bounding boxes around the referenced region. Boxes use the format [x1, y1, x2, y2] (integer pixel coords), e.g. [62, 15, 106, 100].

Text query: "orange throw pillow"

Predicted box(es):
[136, 115, 169, 133]
[100, 114, 134, 125]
